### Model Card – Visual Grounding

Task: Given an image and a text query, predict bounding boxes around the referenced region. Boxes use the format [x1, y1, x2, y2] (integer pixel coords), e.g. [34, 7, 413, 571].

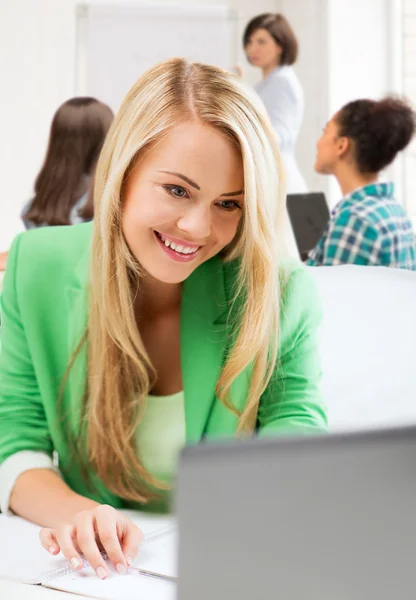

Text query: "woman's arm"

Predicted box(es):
[0, 235, 90, 524]
[0, 235, 142, 578]
[257, 265, 327, 435]
[0, 250, 8, 271]
[318, 212, 382, 266]
[10, 469, 99, 527]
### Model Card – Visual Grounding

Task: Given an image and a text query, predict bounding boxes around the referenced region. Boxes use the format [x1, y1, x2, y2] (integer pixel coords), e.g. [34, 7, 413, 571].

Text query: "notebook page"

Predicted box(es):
[136, 527, 177, 577]
[0, 511, 176, 585]
[42, 563, 176, 600]
[0, 515, 66, 583]
[120, 511, 176, 540]
[40, 528, 177, 598]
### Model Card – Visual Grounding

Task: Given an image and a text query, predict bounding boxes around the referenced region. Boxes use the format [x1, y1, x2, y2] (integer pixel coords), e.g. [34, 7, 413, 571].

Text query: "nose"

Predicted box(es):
[176, 203, 211, 242]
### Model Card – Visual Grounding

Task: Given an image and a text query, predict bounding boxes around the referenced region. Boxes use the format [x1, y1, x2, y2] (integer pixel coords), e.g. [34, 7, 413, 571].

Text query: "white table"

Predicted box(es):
[0, 512, 175, 600]
[0, 579, 84, 599]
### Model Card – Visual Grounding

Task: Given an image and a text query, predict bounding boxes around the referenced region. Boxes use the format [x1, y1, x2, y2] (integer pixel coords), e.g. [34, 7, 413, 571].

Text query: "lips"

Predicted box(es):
[154, 231, 202, 263]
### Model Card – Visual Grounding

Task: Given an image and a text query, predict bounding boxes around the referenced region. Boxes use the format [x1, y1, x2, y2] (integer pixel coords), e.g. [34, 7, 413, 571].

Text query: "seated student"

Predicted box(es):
[22, 97, 114, 229]
[307, 96, 416, 269]
[0, 59, 326, 579]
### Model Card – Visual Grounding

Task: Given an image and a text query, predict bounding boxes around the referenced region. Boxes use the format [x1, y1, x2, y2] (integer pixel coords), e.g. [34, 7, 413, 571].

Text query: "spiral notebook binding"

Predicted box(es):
[39, 524, 176, 583]
[40, 562, 84, 582]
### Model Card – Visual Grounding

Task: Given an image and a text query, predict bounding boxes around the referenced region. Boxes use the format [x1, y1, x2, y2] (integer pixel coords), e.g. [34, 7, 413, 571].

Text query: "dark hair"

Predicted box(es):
[336, 96, 415, 173]
[243, 13, 298, 66]
[24, 97, 114, 227]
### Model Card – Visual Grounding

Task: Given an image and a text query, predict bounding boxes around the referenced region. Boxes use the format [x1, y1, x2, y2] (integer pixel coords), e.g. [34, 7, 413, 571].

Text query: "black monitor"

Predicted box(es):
[287, 192, 330, 259]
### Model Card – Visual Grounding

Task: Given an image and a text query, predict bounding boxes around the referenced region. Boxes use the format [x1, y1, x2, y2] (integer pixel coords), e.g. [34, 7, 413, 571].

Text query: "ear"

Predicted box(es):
[336, 136, 351, 159]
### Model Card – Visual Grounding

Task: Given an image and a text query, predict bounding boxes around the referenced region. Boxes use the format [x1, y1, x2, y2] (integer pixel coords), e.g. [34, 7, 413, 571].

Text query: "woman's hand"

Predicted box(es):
[39, 504, 143, 579]
[231, 65, 243, 78]
[0, 251, 8, 271]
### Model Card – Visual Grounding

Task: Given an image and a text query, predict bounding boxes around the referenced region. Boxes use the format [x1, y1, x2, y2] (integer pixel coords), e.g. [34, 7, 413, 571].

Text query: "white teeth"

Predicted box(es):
[157, 232, 199, 255]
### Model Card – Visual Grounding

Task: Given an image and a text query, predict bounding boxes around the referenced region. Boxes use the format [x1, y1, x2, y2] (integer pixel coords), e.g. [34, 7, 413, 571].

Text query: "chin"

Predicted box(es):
[314, 162, 327, 175]
[145, 263, 198, 285]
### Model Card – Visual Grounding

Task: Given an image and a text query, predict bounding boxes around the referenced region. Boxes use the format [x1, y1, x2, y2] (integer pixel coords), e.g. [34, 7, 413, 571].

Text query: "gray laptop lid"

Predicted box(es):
[287, 192, 330, 256]
[177, 427, 416, 600]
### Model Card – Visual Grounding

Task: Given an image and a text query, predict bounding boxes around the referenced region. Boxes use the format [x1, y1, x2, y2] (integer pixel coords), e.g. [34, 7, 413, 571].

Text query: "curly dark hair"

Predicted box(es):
[336, 96, 415, 173]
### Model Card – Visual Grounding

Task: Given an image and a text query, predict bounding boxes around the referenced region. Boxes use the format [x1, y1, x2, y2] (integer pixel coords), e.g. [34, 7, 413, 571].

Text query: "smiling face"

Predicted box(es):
[245, 28, 282, 70]
[122, 121, 244, 285]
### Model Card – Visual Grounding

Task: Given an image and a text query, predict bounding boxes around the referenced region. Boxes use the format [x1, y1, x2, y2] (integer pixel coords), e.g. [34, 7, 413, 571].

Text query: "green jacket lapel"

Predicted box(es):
[180, 257, 233, 444]
[65, 248, 241, 445]
[65, 246, 90, 438]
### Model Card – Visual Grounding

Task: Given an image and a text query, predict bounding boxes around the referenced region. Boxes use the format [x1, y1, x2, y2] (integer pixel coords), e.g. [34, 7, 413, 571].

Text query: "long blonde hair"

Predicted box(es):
[76, 58, 286, 502]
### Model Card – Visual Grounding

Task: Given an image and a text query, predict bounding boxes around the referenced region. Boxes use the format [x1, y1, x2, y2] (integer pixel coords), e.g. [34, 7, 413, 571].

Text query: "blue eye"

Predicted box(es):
[217, 200, 242, 212]
[163, 185, 188, 198]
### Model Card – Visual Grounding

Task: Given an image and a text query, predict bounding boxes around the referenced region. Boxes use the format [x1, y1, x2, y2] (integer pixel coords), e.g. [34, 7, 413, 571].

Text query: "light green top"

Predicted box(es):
[137, 391, 185, 485]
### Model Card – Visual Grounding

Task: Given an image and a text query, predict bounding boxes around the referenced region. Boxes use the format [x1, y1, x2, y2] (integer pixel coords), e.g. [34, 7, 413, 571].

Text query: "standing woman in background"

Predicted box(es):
[243, 13, 307, 193]
[22, 97, 114, 229]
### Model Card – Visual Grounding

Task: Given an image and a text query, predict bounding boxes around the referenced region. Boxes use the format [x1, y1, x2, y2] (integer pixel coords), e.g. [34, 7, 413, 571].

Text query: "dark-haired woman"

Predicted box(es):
[308, 96, 416, 269]
[22, 97, 114, 229]
[243, 13, 307, 193]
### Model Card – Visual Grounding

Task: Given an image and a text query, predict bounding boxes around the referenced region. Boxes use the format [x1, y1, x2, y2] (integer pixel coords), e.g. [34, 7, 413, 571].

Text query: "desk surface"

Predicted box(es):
[0, 579, 85, 599]
[0, 512, 175, 600]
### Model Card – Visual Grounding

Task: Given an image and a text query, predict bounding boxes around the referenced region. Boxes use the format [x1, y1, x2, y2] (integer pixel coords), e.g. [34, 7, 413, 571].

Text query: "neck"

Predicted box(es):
[136, 275, 182, 319]
[262, 63, 279, 79]
[334, 165, 378, 197]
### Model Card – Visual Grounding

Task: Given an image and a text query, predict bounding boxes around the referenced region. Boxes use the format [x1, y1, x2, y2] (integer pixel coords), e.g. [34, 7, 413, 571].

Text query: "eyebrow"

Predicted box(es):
[157, 170, 243, 197]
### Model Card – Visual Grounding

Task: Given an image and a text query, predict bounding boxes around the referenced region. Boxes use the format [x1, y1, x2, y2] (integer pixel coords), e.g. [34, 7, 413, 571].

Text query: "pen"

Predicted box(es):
[41, 524, 177, 583]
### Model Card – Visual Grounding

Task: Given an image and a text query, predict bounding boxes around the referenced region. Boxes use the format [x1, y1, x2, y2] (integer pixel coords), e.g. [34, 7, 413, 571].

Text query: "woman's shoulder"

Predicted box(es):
[257, 66, 302, 102]
[279, 258, 320, 305]
[278, 259, 322, 348]
[9, 222, 93, 281]
[221, 256, 321, 350]
[222, 256, 320, 315]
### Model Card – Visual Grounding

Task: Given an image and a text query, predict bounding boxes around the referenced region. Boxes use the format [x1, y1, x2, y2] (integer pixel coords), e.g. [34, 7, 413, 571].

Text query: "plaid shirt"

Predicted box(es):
[307, 183, 416, 270]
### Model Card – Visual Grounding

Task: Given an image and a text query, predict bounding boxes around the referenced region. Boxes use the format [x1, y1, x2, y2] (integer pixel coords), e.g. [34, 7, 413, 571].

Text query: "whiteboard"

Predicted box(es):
[76, 3, 238, 111]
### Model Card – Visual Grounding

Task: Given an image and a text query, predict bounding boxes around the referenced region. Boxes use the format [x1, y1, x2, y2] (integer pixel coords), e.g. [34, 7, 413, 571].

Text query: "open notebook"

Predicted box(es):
[0, 511, 176, 600]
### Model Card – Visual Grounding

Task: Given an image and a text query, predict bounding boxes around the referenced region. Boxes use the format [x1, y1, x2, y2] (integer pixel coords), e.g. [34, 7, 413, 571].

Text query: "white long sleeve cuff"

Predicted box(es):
[0, 451, 57, 515]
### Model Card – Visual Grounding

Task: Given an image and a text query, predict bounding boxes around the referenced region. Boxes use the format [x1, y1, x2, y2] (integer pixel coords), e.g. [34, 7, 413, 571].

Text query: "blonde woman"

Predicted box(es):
[0, 59, 326, 579]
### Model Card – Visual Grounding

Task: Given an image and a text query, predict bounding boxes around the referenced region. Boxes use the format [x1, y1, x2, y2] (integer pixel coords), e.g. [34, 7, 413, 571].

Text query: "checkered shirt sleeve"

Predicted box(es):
[307, 211, 382, 266]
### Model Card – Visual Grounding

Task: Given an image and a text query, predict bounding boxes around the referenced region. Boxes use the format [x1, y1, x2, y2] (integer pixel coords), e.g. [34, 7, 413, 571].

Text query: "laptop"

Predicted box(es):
[287, 192, 330, 258]
[177, 427, 416, 600]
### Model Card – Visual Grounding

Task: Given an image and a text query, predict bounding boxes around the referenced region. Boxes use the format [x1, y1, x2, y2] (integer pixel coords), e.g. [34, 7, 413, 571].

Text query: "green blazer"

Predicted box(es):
[0, 223, 326, 508]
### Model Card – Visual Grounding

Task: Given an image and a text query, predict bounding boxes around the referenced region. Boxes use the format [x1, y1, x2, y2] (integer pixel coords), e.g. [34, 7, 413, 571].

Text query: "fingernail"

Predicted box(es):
[97, 566, 107, 580]
[127, 556, 134, 566]
[49, 546, 56, 554]
[71, 558, 81, 569]
[116, 563, 126, 574]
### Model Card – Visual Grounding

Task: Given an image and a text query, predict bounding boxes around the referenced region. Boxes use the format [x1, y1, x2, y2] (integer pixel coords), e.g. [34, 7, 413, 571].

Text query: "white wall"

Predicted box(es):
[0, 0, 78, 250]
[278, 0, 330, 197]
[0, 0, 406, 249]
[404, 0, 416, 225]
[0, 0, 278, 252]
[282, 0, 403, 208]
[327, 0, 402, 205]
